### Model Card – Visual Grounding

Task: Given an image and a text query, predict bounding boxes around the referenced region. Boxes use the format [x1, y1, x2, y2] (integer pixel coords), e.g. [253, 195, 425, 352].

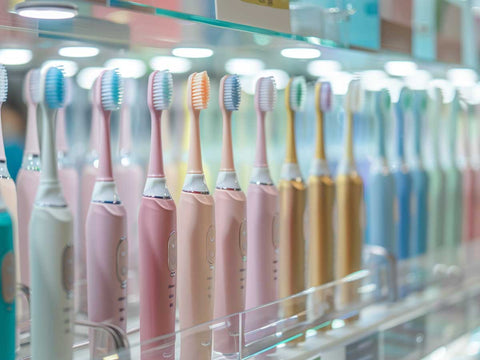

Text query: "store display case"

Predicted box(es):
[1, 0, 480, 359]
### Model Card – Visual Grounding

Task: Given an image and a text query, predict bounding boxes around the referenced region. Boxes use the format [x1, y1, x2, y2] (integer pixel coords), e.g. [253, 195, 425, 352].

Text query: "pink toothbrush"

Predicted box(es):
[17, 69, 41, 286]
[245, 77, 279, 342]
[86, 69, 127, 357]
[138, 70, 176, 360]
[213, 74, 246, 355]
[114, 79, 144, 294]
[177, 71, 214, 360]
[56, 77, 80, 292]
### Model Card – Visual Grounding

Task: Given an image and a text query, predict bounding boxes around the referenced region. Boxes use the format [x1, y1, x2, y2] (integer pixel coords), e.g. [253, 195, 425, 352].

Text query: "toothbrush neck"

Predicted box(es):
[55, 107, 69, 154]
[448, 109, 457, 161]
[0, 103, 5, 161]
[147, 109, 165, 178]
[413, 108, 422, 159]
[220, 110, 235, 171]
[25, 102, 40, 155]
[187, 108, 203, 174]
[315, 109, 326, 160]
[119, 105, 132, 156]
[343, 111, 355, 166]
[98, 109, 114, 181]
[285, 109, 298, 163]
[395, 105, 405, 160]
[39, 105, 59, 183]
[376, 111, 386, 159]
[254, 110, 268, 168]
[89, 106, 100, 154]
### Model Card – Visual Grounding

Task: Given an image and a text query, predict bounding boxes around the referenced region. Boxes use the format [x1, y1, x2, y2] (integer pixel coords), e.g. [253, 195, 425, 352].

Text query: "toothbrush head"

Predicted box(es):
[255, 76, 276, 112]
[376, 88, 391, 116]
[398, 87, 411, 109]
[101, 69, 123, 111]
[0, 65, 6, 103]
[316, 80, 332, 113]
[412, 89, 427, 112]
[23, 69, 41, 105]
[64, 77, 74, 107]
[123, 78, 137, 107]
[345, 79, 363, 113]
[190, 71, 210, 110]
[222, 74, 241, 111]
[288, 76, 307, 112]
[149, 70, 173, 111]
[44, 67, 65, 109]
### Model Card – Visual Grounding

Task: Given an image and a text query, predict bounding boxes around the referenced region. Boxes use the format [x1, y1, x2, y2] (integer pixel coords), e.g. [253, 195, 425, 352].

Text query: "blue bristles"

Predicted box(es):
[45, 67, 64, 109]
[224, 75, 241, 111]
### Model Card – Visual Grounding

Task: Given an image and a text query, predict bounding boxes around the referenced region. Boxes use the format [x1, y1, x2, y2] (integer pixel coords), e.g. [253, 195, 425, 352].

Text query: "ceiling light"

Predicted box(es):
[15, 1, 78, 19]
[446, 68, 478, 87]
[384, 61, 417, 77]
[240, 69, 289, 95]
[59, 46, 99, 58]
[360, 70, 388, 91]
[172, 47, 213, 59]
[404, 70, 432, 90]
[77, 67, 103, 90]
[0, 49, 32, 65]
[307, 60, 341, 77]
[323, 71, 353, 95]
[225, 58, 265, 76]
[281, 47, 321, 59]
[104, 58, 146, 79]
[149, 56, 192, 74]
[43, 60, 78, 77]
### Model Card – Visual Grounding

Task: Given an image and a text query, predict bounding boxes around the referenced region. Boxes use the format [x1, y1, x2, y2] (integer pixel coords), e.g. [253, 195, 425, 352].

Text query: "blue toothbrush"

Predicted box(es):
[410, 90, 429, 257]
[393, 88, 412, 260]
[367, 89, 395, 254]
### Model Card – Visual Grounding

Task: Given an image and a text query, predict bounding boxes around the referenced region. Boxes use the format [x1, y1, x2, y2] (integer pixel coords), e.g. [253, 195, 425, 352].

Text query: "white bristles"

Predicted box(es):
[123, 78, 137, 107]
[290, 76, 307, 112]
[30, 69, 41, 104]
[257, 76, 276, 112]
[191, 71, 210, 110]
[346, 79, 363, 113]
[153, 70, 173, 111]
[0, 65, 6, 103]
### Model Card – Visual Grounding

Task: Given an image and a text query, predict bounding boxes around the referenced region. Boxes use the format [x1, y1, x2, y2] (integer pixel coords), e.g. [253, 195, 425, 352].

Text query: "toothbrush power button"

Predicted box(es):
[1, 251, 15, 304]
[206, 226, 215, 264]
[62, 246, 74, 294]
[116, 237, 128, 286]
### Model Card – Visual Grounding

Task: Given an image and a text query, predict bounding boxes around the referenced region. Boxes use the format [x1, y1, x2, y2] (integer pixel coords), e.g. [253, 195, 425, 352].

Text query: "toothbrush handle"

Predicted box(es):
[336, 173, 363, 315]
[367, 171, 395, 253]
[394, 169, 412, 260]
[462, 167, 475, 242]
[213, 189, 247, 355]
[138, 197, 177, 360]
[245, 184, 279, 342]
[428, 169, 445, 252]
[0, 211, 14, 360]
[411, 168, 429, 256]
[279, 179, 306, 344]
[444, 168, 463, 255]
[177, 192, 215, 360]
[307, 175, 335, 323]
[86, 202, 128, 357]
[16, 168, 40, 286]
[30, 206, 74, 360]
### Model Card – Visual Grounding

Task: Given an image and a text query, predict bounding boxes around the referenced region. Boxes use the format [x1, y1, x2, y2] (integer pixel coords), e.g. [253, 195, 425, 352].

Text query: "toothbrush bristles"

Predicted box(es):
[257, 76, 277, 112]
[101, 69, 123, 111]
[153, 70, 173, 111]
[45, 67, 65, 109]
[346, 79, 363, 113]
[223, 75, 241, 111]
[191, 71, 210, 110]
[0, 65, 7, 103]
[290, 76, 307, 112]
[318, 80, 332, 113]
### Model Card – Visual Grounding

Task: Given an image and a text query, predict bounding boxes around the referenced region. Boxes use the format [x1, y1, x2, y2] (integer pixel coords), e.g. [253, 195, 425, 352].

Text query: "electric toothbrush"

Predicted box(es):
[115, 78, 144, 292]
[0, 64, 15, 360]
[177, 71, 214, 360]
[336, 79, 364, 318]
[29, 66, 74, 360]
[86, 70, 127, 357]
[444, 90, 462, 261]
[213, 74, 247, 355]
[427, 87, 446, 254]
[138, 70, 177, 360]
[56, 77, 80, 294]
[245, 76, 278, 339]
[461, 102, 475, 242]
[17, 68, 41, 286]
[279, 76, 307, 344]
[367, 89, 395, 254]
[393, 87, 412, 260]
[411, 90, 429, 257]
